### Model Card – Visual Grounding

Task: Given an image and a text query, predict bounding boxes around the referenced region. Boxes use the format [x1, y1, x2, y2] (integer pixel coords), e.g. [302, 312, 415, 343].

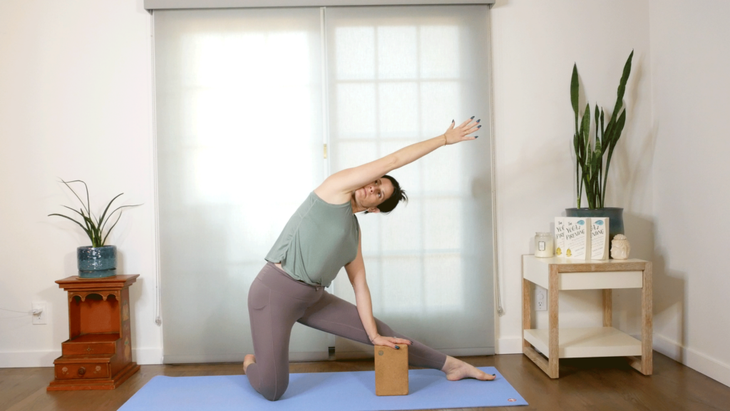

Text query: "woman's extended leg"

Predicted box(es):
[299, 291, 444, 368]
[245, 264, 323, 401]
[297, 291, 493, 380]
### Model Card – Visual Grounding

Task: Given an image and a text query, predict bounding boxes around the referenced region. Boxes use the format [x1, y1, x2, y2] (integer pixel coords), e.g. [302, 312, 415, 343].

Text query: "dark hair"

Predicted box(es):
[375, 175, 408, 214]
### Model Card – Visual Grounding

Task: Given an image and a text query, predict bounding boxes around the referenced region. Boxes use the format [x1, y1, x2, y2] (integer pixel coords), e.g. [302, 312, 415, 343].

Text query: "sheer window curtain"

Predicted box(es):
[154, 5, 494, 364]
[326, 6, 494, 358]
[154, 8, 330, 363]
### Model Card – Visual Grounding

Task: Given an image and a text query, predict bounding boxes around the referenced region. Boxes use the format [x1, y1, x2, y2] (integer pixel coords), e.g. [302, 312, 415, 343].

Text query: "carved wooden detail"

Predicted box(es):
[69, 291, 120, 303]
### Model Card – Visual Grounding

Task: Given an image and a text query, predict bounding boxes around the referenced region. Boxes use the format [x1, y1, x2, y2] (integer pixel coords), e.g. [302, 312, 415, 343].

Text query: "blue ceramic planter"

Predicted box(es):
[77, 245, 116, 278]
[565, 207, 624, 243]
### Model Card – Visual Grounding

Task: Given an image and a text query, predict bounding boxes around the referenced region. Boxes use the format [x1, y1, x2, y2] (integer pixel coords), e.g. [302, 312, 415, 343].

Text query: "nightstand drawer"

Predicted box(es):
[559, 271, 643, 290]
[55, 362, 111, 380]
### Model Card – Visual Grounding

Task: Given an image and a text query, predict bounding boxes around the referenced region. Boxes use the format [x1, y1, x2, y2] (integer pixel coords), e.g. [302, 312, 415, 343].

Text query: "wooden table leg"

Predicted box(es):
[522, 279, 550, 375]
[628, 262, 653, 375]
[547, 267, 559, 379]
[603, 289, 613, 327]
[522, 279, 531, 352]
[523, 276, 553, 377]
[640, 262, 653, 375]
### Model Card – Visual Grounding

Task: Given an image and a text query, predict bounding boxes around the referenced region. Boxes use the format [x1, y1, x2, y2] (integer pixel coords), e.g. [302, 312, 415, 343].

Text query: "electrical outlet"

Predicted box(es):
[535, 287, 547, 311]
[32, 302, 47, 325]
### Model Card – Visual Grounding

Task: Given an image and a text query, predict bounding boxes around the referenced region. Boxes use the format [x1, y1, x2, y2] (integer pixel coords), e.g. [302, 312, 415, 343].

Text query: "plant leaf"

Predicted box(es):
[98, 192, 124, 229]
[60, 180, 91, 216]
[601, 111, 627, 206]
[611, 50, 633, 123]
[612, 110, 627, 148]
[580, 103, 591, 157]
[48, 213, 94, 241]
[571, 64, 580, 123]
[98, 203, 142, 244]
[50, 179, 140, 247]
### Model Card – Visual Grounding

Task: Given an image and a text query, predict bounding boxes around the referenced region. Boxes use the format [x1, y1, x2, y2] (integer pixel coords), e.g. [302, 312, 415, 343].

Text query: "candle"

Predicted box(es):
[534, 232, 554, 258]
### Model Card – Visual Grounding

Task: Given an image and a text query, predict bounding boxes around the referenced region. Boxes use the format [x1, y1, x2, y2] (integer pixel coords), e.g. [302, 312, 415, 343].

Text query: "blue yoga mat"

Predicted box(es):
[118, 367, 527, 410]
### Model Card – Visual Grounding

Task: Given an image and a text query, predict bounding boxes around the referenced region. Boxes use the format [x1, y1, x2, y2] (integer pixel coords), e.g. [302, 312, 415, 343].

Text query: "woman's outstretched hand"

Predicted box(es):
[371, 334, 412, 350]
[444, 117, 481, 145]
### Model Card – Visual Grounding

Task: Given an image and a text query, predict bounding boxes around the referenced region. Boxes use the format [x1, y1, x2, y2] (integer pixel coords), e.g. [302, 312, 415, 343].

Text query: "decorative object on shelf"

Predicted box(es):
[554, 217, 588, 259]
[568, 51, 634, 242]
[554, 217, 609, 260]
[589, 217, 609, 260]
[566, 207, 624, 244]
[77, 245, 117, 278]
[48, 179, 140, 278]
[610, 234, 631, 260]
[534, 232, 554, 258]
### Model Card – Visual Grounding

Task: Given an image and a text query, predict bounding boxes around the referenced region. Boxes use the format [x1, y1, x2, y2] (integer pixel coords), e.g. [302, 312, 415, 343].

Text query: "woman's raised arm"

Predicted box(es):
[315, 117, 480, 204]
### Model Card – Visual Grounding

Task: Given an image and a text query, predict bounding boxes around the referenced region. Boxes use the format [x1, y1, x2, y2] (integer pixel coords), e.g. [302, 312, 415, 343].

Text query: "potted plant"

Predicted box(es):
[49, 179, 140, 278]
[566, 51, 634, 242]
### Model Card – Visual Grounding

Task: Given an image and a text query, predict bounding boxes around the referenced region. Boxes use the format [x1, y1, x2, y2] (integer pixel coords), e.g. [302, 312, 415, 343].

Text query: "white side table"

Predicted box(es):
[522, 255, 652, 379]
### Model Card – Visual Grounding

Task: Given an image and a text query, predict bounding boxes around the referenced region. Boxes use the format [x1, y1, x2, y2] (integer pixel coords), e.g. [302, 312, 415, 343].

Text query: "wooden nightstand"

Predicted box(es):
[47, 275, 140, 391]
[522, 255, 652, 379]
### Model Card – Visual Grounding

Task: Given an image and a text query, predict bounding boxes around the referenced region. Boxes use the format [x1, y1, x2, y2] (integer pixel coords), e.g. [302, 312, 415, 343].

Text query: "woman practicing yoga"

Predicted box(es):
[244, 117, 494, 401]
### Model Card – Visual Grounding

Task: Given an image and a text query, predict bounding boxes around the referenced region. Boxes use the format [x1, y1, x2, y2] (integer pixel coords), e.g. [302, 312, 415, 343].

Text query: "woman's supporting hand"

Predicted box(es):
[370, 334, 412, 350]
[444, 117, 481, 145]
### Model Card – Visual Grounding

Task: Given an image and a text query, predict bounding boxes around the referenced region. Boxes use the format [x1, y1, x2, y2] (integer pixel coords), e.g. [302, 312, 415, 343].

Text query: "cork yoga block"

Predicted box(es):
[374, 345, 409, 396]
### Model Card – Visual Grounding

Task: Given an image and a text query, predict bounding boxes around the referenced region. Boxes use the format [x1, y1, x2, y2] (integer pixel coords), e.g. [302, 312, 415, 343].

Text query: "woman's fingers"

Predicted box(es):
[445, 117, 480, 144]
[392, 337, 412, 346]
[372, 335, 412, 349]
[457, 118, 479, 133]
[387, 337, 411, 350]
[458, 117, 474, 128]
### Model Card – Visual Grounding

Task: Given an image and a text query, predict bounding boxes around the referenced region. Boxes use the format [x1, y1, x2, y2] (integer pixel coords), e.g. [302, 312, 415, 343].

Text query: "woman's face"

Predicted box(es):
[355, 178, 394, 210]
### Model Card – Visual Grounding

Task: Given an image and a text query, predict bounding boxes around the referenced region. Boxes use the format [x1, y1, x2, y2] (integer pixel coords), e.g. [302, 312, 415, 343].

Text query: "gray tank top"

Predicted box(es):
[265, 192, 360, 287]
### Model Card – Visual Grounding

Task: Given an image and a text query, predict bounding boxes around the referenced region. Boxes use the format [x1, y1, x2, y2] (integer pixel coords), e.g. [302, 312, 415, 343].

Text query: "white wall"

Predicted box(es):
[0, 0, 727, 389]
[648, 0, 730, 387]
[489, 0, 653, 351]
[0, 0, 161, 366]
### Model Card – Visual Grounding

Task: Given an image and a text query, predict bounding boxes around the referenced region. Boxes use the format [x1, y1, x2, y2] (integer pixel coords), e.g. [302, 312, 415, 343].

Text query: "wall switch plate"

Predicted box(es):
[535, 287, 547, 311]
[32, 302, 47, 325]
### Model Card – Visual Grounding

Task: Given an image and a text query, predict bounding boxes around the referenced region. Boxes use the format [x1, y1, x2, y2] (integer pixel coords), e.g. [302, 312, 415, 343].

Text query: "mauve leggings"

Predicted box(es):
[245, 262, 447, 401]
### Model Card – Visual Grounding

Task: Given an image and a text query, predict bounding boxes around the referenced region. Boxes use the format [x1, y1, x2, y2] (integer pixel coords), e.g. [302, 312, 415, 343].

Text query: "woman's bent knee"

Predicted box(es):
[246, 364, 288, 401]
[259, 383, 287, 401]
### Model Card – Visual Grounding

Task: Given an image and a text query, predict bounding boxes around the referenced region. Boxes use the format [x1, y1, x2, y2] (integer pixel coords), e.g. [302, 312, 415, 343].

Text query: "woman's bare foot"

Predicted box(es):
[243, 354, 256, 373]
[441, 356, 495, 381]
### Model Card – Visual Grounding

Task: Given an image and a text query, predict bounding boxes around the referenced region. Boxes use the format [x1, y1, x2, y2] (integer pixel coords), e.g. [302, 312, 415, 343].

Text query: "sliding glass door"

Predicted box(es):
[154, 5, 494, 363]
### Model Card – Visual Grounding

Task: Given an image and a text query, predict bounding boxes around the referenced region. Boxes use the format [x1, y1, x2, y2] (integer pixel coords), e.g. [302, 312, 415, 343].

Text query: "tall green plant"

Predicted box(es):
[48, 179, 140, 247]
[571, 51, 633, 209]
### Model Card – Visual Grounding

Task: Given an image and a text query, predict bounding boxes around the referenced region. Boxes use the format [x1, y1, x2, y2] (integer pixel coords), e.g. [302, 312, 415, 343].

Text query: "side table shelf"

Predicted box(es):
[522, 256, 652, 379]
[47, 275, 140, 391]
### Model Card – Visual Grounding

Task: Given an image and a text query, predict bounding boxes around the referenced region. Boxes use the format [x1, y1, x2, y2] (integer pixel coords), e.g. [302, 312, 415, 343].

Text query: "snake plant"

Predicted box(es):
[48, 179, 140, 247]
[571, 51, 633, 209]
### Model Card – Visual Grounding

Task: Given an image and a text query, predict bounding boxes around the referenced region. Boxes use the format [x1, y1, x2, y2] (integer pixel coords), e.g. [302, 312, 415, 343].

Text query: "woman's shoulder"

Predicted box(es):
[312, 187, 351, 207]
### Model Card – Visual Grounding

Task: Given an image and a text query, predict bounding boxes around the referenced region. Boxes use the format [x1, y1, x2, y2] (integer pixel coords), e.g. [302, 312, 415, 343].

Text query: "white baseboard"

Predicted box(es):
[0, 350, 61, 368]
[133, 347, 164, 365]
[0, 347, 164, 368]
[653, 333, 730, 388]
[496, 337, 523, 354]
